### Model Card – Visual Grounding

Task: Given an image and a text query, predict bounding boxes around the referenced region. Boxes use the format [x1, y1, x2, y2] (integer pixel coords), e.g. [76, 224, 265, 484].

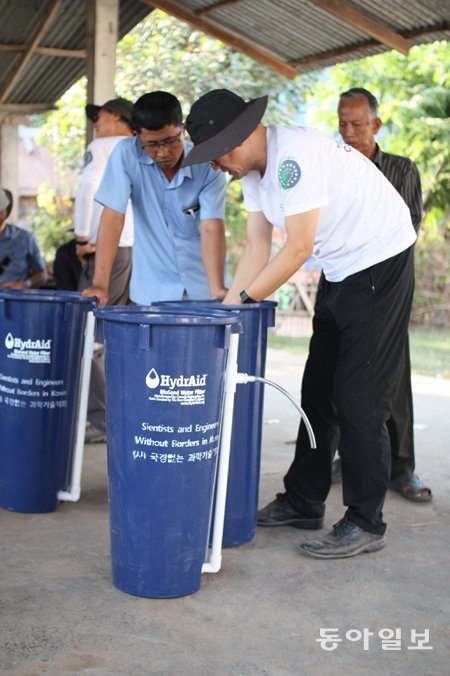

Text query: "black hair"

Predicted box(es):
[339, 88, 379, 118]
[131, 91, 182, 132]
[2, 188, 13, 219]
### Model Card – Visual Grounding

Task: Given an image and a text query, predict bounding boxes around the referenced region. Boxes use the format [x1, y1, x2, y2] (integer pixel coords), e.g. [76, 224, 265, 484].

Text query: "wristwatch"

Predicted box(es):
[240, 290, 257, 304]
[24, 279, 32, 288]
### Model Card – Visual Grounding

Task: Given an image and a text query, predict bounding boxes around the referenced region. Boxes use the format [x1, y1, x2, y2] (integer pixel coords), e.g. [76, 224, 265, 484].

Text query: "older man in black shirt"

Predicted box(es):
[334, 87, 431, 503]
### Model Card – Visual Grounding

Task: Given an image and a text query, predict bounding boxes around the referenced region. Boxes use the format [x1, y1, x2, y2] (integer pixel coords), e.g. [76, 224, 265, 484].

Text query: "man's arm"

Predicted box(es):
[226, 208, 320, 304]
[223, 211, 274, 304]
[200, 217, 227, 299]
[82, 206, 125, 306]
[399, 163, 423, 232]
[1, 268, 47, 289]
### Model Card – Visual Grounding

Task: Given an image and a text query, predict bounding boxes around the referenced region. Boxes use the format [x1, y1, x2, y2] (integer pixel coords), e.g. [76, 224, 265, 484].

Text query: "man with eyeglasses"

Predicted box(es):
[0, 187, 47, 290]
[83, 91, 228, 307]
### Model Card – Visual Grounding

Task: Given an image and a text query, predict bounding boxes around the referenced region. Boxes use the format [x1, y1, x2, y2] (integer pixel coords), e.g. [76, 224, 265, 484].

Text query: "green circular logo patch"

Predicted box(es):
[278, 159, 301, 189]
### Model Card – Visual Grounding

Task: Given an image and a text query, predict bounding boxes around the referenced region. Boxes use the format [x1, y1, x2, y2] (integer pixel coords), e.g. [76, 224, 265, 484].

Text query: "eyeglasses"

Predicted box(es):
[140, 132, 183, 151]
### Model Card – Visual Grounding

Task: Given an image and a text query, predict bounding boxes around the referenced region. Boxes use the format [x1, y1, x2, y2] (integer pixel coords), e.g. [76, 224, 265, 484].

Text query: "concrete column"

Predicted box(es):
[85, 0, 119, 144]
[0, 121, 19, 223]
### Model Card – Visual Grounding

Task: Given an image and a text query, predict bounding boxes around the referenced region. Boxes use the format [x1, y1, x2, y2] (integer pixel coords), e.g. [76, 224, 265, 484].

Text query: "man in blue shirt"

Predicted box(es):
[84, 91, 228, 306]
[0, 187, 47, 289]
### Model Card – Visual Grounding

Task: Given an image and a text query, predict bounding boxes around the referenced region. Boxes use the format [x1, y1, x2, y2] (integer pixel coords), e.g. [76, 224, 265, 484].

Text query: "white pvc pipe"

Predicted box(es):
[202, 331, 239, 574]
[58, 311, 96, 502]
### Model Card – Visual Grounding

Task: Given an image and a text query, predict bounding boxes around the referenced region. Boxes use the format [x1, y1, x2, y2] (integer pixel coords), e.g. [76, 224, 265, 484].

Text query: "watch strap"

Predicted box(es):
[240, 290, 257, 304]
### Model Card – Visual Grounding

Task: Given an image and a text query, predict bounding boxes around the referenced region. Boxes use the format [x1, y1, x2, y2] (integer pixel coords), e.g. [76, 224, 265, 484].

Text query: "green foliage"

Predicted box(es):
[115, 10, 314, 123]
[32, 184, 74, 265]
[305, 42, 450, 326]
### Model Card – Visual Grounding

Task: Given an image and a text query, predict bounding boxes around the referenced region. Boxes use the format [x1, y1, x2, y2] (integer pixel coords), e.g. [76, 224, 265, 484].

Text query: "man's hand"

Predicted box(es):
[83, 285, 108, 307]
[1, 281, 26, 289]
[223, 289, 242, 304]
[210, 286, 228, 301]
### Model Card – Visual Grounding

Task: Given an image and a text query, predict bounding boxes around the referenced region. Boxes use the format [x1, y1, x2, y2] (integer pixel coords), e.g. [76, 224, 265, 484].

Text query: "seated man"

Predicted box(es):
[0, 187, 47, 289]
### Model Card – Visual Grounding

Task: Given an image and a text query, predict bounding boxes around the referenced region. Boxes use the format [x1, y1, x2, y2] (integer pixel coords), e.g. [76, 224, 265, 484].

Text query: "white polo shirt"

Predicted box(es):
[74, 136, 134, 247]
[242, 125, 416, 281]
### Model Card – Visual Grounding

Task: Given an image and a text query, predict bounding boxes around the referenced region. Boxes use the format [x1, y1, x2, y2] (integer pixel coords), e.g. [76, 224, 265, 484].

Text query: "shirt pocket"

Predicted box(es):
[177, 212, 201, 240]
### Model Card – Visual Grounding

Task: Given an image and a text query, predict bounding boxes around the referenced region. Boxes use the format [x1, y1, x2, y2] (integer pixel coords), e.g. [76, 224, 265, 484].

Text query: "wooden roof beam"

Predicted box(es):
[0, 43, 85, 58]
[196, 0, 244, 16]
[290, 23, 448, 69]
[309, 0, 411, 55]
[0, 0, 63, 103]
[141, 0, 298, 79]
[0, 103, 56, 113]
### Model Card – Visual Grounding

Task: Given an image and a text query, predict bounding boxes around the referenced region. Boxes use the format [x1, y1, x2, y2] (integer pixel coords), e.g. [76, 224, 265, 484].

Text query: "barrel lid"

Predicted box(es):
[155, 299, 278, 311]
[94, 307, 242, 328]
[0, 289, 96, 305]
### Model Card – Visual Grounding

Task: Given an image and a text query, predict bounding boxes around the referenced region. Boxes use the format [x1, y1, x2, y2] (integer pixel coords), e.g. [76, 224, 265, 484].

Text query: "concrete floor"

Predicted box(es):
[1, 347, 449, 676]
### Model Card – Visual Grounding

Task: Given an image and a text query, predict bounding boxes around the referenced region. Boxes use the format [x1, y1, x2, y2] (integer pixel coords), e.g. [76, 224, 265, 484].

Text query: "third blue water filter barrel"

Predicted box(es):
[96, 309, 241, 598]
[0, 290, 94, 513]
[153, 301, 277, 546]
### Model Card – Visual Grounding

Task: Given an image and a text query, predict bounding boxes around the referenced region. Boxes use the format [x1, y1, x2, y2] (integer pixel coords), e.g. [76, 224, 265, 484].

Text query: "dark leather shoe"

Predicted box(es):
[299, 518, 385, 559]
[257, 493, 324, 529]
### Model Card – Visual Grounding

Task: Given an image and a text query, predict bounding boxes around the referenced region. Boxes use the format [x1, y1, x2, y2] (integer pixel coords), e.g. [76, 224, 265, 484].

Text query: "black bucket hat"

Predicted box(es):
[85, 97, 134, 125]
[182, 89, 268, 167]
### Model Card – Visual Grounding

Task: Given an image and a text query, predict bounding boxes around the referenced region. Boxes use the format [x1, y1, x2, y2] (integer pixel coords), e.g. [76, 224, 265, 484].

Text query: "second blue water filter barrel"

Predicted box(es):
[0, 290, 95, 513]
[154, 301, 277, 546]
[95, 309, 241, 599]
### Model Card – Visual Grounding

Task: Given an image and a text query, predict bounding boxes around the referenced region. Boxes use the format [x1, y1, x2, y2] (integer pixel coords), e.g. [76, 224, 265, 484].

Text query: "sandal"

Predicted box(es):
[389, 472, 432, 503]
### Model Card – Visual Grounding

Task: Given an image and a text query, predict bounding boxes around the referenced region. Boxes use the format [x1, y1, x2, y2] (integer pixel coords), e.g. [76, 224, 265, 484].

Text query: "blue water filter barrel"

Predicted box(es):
[95, 308, 241, 598]
[0, 290, 95, 513]
[153, 301, 277, 547]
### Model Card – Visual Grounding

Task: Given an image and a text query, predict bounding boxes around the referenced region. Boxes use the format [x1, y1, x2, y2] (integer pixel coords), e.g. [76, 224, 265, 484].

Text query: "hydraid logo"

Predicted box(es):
[146, 368, 160, 389]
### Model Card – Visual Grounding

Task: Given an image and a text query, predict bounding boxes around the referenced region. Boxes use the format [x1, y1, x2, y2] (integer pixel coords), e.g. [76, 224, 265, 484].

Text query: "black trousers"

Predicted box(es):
[388, 335, 415, 478]
[284, 247, 415, 535]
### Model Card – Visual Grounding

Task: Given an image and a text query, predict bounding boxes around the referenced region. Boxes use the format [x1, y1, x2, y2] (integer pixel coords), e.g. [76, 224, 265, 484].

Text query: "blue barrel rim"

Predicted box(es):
[0, 289, 96, 305]
[94, 308, 241, 327]
[156, 299, 278, 311]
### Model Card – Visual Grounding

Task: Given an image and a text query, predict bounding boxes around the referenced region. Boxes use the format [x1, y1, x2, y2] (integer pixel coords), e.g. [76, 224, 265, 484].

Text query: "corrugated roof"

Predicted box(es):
[147, 0, 449, 76]
[0, 0, 448, 116]
[0, 0, 153, 114]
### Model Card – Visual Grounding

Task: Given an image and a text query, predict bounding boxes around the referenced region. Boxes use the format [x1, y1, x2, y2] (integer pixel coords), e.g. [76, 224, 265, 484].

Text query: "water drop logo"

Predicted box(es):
[5, 333, 14, 350]
[145, 368, 160, 389]
[278, 159, 301, 189]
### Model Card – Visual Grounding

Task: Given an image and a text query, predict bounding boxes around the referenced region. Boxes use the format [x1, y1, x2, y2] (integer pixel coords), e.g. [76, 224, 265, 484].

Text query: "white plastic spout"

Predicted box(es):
[57, 310, 95, 503]
[236, 372, 255, 384]
[202, 331, 240, 574]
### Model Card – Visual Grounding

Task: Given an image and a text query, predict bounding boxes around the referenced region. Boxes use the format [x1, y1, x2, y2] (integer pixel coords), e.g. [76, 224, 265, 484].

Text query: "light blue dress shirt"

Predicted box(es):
[95, 137, 228, 304]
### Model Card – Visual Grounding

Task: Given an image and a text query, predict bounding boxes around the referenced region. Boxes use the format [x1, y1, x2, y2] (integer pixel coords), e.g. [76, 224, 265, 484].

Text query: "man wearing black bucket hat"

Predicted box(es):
[183, 89, 417, 559]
